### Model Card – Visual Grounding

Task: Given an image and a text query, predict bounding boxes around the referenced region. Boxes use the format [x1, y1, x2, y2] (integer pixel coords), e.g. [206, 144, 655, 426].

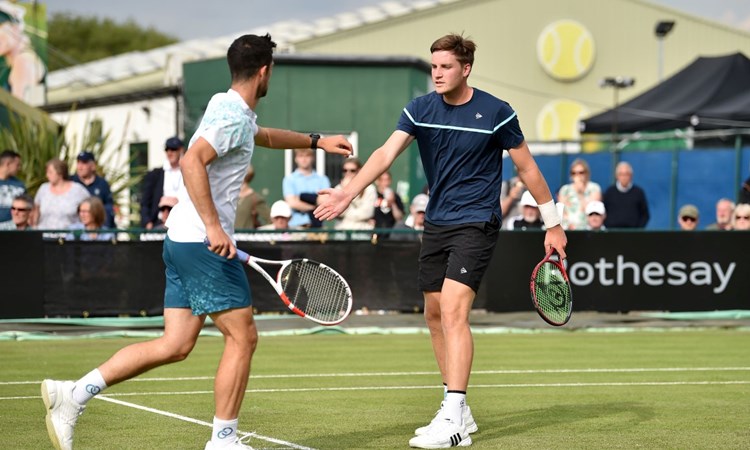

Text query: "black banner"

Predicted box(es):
[0, 231, 747, 318]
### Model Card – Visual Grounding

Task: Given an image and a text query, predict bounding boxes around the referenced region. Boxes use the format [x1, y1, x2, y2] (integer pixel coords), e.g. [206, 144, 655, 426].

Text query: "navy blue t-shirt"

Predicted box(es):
[397, 89, 524, 225]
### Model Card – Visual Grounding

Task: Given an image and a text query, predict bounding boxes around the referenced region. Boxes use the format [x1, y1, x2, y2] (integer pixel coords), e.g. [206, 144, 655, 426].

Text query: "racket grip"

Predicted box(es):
[203, 238, 250, 263]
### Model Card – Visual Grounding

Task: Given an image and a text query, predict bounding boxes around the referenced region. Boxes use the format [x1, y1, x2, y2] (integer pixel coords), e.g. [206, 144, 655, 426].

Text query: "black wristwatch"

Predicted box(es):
[309, 133, 320, 149]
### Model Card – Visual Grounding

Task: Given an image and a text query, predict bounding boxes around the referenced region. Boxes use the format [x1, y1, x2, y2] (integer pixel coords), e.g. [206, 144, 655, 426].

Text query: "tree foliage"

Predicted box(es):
[48, 13, 178, 71]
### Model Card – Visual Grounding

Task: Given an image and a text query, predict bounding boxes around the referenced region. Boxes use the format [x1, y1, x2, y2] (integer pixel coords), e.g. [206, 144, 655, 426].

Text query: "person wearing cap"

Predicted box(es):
[71, 151, 116, 228]
[140, 137, 184, 229]
[259, 200, 293, 231]
[678, 204, 700, 230]
[585, 200, 607, 231]
[391, 193, 429, 241]
[505, 191, 544, 231]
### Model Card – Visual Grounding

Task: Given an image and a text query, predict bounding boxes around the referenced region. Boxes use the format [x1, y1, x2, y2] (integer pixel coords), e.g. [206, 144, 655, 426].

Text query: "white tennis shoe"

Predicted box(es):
[204, 436, 256, 449]
[409, 418, 472, 448]
[41, 379, 85, 450]
[414, 402, 478, 436]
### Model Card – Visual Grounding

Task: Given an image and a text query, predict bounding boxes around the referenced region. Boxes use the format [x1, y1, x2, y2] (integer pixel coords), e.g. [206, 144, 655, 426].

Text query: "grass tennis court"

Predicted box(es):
[3, 329, 749, 449]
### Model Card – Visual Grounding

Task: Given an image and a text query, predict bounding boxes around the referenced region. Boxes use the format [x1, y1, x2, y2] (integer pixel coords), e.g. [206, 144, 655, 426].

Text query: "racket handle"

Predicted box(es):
[203, 238, 250, 263]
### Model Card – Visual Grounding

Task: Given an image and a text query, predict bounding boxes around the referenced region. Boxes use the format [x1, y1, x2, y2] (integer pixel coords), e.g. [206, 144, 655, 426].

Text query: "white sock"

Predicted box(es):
[212, 416, 238, 447]
[72, 368, 107, 405]
[444, 391, 466, 425]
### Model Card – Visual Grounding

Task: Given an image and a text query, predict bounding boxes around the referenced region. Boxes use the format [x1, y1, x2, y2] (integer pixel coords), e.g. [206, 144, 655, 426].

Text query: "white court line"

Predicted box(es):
[3, 366, 749, 385]
[95, 396, 315, 450]
[4, 380, 749, 400]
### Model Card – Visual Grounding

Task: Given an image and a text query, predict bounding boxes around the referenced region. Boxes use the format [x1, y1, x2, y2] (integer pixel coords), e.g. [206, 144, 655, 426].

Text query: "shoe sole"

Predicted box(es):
[41, 381, 63, 450]
[409, 435, 473, 448]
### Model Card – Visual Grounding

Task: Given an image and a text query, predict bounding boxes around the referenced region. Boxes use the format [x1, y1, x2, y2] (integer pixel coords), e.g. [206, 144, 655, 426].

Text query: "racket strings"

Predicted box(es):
[281, 262, 351, 323]
[534, 262, 572, 324]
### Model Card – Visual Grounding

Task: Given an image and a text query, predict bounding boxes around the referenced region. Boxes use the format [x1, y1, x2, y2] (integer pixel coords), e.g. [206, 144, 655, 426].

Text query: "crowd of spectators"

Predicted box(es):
[3, 141, 750, 239]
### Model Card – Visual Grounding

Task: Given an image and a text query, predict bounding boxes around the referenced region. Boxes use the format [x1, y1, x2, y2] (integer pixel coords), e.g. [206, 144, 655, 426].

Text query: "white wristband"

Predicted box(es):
[538, 200, 561, 228]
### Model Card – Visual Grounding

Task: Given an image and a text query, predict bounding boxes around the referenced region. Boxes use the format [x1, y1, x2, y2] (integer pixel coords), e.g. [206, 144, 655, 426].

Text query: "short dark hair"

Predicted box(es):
[0, 149, 20, 164]
[227, 34, 277, 82]
[430, 33, 476, 66]
[13, 193, 32, 207]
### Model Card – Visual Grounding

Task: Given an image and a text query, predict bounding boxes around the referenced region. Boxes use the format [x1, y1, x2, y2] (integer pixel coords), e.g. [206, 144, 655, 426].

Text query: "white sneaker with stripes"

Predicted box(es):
[409, 418, 472, 448]
[414, 402, 478, 436]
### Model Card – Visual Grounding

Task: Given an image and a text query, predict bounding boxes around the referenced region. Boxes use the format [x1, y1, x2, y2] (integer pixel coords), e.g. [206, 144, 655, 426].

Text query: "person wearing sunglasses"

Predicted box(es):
[677, 204, 700, 230]
[731, 203, 750, 231]
[333, 158, 377, 232]
[557, 158, 601, 230]
[0, 193, 32, 230]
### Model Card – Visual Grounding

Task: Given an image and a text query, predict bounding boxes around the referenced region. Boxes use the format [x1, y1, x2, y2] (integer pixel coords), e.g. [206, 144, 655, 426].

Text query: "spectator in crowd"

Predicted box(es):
[585, 200, 607, 231]
[391, 193, 429, 241]
[602, 161, 649, 229]
[677, 204, 699, 231]
[372, 171, 405, 236]
[0, 193, 32, 230]
[706, 198, 735, 230]
[731, 203, 750, 231]
[505, 191, 544, 231]
[32, 158, 90, 230]
[283, 147, 330, 228]
[334, 158, 377, 230]
[140, 137, 184, 229]
[156, 196, 178, 229]
[739, 170, 750, 204]
[70, 151, 116, 228]
[500, 176, 526, 228]
[234, 165, 270, 230]
[67, 197, 114, 241]
[558, 158, 601, 230]
[259, 200, 293, 231]
[0, 149, 25, 222]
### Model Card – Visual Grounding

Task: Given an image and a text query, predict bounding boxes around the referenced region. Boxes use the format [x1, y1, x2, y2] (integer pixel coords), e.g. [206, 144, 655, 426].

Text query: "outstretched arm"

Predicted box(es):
[509, 141, 567, 259]
[315, 131, 413, 221]
[255, 127, 352, 156]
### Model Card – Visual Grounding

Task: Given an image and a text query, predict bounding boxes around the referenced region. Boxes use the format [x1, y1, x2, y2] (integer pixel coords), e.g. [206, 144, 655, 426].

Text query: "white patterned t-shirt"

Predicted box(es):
[166, 89, 258, 242]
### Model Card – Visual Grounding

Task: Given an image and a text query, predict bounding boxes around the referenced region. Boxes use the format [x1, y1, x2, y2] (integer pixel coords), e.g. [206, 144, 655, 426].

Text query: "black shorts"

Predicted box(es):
[418, 215, 500, 293]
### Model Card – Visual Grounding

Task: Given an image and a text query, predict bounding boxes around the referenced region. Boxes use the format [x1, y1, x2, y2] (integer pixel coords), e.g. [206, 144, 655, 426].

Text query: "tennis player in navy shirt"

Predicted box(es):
[316, 33, 567, 448]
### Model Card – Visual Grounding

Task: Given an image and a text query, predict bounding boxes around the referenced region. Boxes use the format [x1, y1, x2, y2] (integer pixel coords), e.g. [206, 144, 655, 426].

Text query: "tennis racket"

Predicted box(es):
[530, 248, 573, 326]
[205, 240, 353, 325]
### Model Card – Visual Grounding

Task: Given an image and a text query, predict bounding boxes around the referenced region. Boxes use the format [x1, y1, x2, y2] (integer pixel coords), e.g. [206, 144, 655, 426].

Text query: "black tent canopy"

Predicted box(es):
[581, 52, 750, 133]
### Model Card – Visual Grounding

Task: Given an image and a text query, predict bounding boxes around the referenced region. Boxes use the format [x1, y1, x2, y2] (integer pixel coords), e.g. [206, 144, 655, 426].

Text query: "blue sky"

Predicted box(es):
[46, 0, 750, 41]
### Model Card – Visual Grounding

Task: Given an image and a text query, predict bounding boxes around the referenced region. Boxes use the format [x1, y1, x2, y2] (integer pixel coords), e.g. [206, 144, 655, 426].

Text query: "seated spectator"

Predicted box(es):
[67, 197, 114, 241]
[602, 161, 649, 228]
[334, 158, 377, 230]
[141, 136, 184, 229]
[505, 191, 544, 231]
[33, 158, 90, 230]
[706, 198, 734, 230]
[70, 151, 116, 228]
[372, 171, 404, 236]
[585, 200, 607, 231]
[0, 193, 32, 230]
[677, 204, 699, 231]
[259, 200, 293, 231]
[283, 147, 330, 228]
[558, 158, 601, 230]
[732, 203, 750, 231]
[235, 165, 270, 230]
[740, 171, 750, 204]
[0, 149, 25, 223]
[500, 176, 526, 228]
[391, 193, 428, 241]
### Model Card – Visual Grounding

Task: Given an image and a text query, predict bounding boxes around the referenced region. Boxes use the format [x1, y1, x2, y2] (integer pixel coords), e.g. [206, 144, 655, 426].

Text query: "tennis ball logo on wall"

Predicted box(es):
[537, 20, 596, 81]
[536, 99, 589, 141]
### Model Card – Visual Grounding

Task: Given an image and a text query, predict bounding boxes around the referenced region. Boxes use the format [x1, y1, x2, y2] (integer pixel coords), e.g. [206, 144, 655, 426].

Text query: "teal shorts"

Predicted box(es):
[162, 237, 252, 315]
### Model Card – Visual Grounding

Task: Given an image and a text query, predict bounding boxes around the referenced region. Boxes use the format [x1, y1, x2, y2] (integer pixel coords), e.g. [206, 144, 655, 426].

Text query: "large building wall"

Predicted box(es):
[294, 0, 750, 142]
